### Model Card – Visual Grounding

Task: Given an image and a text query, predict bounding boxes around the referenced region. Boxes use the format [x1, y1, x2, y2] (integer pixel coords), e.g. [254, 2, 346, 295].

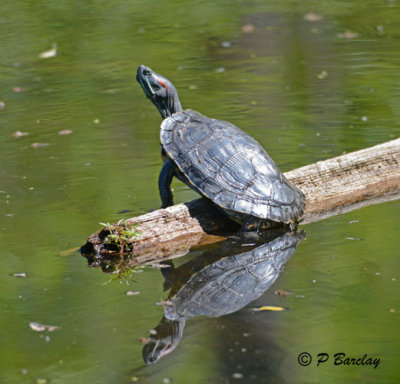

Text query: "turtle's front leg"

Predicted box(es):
[158, 159, 175, 208]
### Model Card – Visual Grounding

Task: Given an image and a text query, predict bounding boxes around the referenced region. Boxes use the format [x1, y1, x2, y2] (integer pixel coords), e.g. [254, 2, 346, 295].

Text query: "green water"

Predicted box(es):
[1, 0, 399, 383]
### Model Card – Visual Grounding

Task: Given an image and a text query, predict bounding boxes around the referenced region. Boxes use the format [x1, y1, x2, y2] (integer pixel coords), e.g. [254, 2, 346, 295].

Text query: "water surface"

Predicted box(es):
[0, 0, 399, 383]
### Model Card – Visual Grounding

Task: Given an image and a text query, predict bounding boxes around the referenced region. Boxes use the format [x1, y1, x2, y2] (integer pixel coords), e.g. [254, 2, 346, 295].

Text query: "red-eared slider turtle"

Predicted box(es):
[136, 65, 305, 233]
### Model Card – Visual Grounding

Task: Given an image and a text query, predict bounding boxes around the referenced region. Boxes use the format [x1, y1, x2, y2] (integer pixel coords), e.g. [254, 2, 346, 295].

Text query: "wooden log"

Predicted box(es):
[285, 137, 400, 223]
[81, 138, 400, 265]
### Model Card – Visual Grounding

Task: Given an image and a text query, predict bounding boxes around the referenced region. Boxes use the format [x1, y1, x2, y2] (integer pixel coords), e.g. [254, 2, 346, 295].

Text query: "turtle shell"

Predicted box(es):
[161, 109, 305, 223]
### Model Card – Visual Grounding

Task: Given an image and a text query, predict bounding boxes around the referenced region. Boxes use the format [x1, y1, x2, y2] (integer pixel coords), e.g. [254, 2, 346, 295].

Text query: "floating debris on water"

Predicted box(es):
[242, 24, 254, 33]
[232, 372, 244, 379]
[317, 70, 328, 79]
[13, 87, 24, 92]
[29, 323, 46, 332]
[31, 143, 49, 148]
[59, 129, 73, 136]
[275, 289, 293, 297]
[251, 305, 287, 312]
[337, 30, 359, 39]
[12, 272, 27, 278]
[39, 43, 57, 59]
[304, 12, 323, 21]
[13, 131, 29, 138]
[126, 290, 140, 296]
[29, 322, 59, 332]
[0, 101, 5, 109]
[348, 220, 359, 224]
[346, 237, 363, 241]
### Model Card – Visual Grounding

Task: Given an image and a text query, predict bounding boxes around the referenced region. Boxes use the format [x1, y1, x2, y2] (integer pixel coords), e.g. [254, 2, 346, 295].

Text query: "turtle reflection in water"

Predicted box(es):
[137, 65, 305, 238]
[142, 230, 305, 365]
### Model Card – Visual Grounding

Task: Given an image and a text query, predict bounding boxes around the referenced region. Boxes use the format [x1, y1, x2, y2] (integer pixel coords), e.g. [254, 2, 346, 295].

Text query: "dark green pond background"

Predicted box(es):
[1, 1, 399, 383]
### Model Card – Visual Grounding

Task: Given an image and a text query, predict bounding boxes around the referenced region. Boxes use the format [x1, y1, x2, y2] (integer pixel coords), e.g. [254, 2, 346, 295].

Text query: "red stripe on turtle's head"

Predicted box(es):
[154, 75, 169, 90]
[137, 65, 182, 119]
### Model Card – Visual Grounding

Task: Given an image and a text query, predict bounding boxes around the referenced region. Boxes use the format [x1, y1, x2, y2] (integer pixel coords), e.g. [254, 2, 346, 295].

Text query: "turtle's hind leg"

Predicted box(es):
[237, 220, 263, 242]
[237, 218, 286, 241]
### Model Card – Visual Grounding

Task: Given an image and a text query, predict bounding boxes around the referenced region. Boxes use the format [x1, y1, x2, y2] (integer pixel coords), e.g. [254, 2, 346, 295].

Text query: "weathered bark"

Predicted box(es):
[81, 138, 400, 265]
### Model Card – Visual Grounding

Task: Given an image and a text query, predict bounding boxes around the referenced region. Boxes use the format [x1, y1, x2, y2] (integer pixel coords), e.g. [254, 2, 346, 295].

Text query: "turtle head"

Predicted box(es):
[137, 65, 182, 119]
